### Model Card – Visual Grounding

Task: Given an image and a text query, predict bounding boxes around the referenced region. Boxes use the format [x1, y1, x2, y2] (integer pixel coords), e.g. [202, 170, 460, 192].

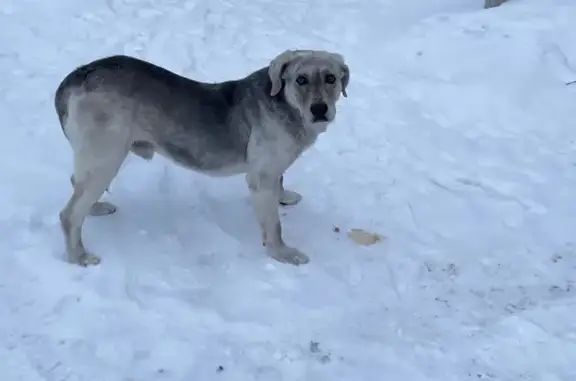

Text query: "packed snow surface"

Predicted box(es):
[1, 0, 576, 380]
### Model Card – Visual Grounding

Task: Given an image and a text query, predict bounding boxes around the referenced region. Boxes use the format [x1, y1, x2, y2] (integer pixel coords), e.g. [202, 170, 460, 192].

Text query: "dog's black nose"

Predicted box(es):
[310, 102, 328, 118]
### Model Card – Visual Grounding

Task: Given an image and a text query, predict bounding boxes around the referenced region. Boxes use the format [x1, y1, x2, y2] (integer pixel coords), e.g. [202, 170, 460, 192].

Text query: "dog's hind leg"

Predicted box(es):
[278, 175, 302, 206]
[70, 175, 117, 216]
[60, 115, 130, 266]
[61, 147, 128, 266]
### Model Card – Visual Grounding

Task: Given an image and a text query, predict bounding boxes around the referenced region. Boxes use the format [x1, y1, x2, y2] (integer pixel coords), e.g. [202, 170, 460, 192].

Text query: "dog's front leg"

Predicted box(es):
[278, 175, 302, 206]
[247, 172, 309, 265]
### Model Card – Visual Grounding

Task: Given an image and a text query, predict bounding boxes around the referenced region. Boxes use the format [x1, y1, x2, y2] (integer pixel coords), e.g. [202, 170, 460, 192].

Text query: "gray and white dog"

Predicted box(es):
[54, 49, 349, 267]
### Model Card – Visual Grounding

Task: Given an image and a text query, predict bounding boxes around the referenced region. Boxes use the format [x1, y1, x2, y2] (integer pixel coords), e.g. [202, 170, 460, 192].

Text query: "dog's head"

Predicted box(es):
[268, 49, 349, 130]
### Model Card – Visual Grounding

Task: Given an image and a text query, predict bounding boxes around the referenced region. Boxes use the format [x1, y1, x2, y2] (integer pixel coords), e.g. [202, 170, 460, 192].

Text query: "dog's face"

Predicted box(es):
[269, 50, 349, 131]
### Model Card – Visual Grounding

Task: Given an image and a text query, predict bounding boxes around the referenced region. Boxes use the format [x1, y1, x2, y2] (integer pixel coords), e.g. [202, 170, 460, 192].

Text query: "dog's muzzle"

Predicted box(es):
[310, 102, 328, 123]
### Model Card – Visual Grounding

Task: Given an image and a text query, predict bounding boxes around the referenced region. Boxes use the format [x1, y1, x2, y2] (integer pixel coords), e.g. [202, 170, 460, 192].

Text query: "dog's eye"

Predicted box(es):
[296, 76, 308, 85]
[325, 74, 336, 84]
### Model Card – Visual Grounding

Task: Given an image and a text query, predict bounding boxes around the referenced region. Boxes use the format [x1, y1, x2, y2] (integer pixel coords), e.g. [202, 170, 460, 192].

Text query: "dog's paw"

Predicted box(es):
[268, 245, 310, 266]
[68, 252, 101, 267]
[279, 190, 302, 206]
[89, 201, 117, 216]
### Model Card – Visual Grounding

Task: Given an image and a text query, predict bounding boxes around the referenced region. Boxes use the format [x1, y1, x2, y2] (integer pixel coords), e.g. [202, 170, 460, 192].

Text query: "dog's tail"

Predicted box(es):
[54, 63, 96, 139]
[54, 77, 72, 128]
[54, 76, 74, 140]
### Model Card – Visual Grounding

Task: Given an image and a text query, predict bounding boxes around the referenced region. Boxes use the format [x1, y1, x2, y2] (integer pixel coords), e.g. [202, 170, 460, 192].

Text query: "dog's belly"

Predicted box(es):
[152, 140, 248, 177]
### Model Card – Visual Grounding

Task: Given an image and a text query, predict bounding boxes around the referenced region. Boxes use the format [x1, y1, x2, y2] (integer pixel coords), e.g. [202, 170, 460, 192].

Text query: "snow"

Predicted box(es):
[1, 0, 576, 379]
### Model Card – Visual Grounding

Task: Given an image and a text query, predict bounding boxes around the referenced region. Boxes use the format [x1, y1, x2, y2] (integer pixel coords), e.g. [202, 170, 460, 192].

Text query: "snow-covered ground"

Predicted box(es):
[2, 0, 576, 379]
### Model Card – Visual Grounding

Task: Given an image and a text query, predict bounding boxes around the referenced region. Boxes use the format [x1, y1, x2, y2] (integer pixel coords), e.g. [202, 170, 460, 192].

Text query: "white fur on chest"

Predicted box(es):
[247, 120, 318, 176]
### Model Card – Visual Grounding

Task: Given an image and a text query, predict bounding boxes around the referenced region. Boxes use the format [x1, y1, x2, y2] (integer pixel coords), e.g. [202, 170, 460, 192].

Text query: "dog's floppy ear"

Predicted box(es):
[268, 50, 314, 96]
[328, 52, 350, 98]
[340, 62, 350, 98]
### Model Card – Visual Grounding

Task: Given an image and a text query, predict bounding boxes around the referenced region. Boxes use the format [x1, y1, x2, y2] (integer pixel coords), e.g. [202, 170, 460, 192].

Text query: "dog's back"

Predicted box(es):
[55, 55, 238, 131]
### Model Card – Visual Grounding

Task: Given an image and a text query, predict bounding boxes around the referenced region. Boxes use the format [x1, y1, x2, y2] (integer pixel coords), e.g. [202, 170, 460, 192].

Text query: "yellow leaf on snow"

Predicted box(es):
[347, 228, 384, 246]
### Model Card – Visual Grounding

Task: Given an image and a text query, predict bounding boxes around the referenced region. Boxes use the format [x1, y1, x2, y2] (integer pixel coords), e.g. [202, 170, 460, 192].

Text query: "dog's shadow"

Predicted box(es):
[198, 188, 334, 254]
[94, 162, 340, 264]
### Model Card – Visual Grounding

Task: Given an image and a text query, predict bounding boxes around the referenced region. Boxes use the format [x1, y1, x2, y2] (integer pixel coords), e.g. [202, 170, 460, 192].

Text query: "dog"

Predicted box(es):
[54, 49, 350, 267]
